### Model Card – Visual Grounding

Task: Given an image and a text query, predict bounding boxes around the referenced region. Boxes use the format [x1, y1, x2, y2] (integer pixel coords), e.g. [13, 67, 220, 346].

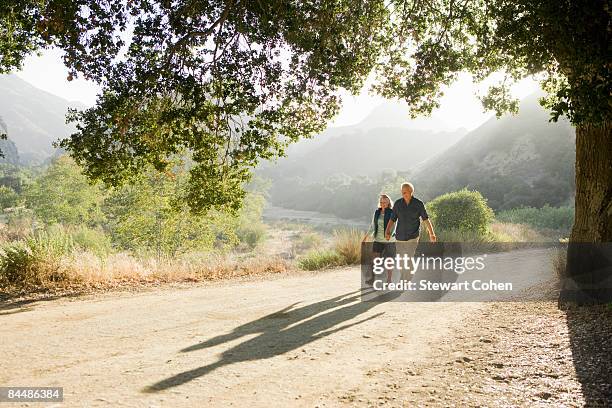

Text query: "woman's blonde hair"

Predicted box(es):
[377, 193, 393, 209]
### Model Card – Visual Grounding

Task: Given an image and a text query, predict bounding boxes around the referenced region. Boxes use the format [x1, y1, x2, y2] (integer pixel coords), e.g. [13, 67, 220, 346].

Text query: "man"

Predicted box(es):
[385, 182, 436, 280]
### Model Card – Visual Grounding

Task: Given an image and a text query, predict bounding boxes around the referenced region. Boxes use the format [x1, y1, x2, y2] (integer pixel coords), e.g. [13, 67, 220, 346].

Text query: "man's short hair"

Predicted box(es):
[401, 182, 414, 192]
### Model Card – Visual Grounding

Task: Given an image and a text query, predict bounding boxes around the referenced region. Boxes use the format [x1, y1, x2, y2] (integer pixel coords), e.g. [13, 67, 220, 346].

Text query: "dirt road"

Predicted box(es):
[1, 249, 557, 407]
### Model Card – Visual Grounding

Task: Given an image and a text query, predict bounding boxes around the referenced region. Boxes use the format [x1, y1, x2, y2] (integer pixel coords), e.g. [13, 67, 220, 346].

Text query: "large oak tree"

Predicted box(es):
[373, 0, 610, 301]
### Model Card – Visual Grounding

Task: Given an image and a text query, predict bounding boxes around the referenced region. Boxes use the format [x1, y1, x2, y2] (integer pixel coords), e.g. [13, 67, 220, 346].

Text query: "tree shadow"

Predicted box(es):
[564, 304, 612, 407]
[0, 294, 72, 315]
[143, 288, 400, 393]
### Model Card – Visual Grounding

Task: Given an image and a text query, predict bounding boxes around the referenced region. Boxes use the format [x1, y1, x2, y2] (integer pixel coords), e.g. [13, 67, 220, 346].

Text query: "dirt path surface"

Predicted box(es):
[2, 248, 602, 407]
[2, 267, 485, 407]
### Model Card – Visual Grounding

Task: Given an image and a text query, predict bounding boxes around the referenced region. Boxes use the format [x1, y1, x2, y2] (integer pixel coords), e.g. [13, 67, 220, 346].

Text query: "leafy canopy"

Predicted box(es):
[1, 0, 609, 213]
[1, 0, 392, 213]
[372, 0, 610, 125]
[23, 155, 106, 226]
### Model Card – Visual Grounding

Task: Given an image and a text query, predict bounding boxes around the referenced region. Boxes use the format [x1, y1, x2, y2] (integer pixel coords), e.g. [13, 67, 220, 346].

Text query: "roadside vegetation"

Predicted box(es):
[0, 158, 573, 296]
[0, 157, 277, 295]
[297, 229, 362, 271]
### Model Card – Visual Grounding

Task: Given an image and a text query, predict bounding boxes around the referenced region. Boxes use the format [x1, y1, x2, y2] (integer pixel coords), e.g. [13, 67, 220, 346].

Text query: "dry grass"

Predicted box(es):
[552, 247, 567, 278]
[296, 228, 363, 271]
[0, 250, 291, 295]
[332, 228, 361, 265]
[490, 222, 548, 242]
[290, 231, 323, 256]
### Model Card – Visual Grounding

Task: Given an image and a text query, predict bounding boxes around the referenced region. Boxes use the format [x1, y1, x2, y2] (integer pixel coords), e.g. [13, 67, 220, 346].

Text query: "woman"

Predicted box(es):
[363, 193, 396, 285]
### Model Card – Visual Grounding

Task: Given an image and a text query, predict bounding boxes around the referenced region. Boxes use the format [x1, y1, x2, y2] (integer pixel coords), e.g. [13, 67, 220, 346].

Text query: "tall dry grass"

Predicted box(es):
[333, 228, 362, 265]
[490, 222, 548, 242]
[296, 228, 362, 270]
[0, 248, 290, 294]
[551, 247, 567, 278]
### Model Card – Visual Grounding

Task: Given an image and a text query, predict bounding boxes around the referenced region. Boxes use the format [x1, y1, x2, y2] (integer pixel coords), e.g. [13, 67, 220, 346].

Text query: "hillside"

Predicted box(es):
[259, 101, 467, 183]
[0, 74, 85, 164]
[410, 93, 575, 210]
[266, 93, 576, 219]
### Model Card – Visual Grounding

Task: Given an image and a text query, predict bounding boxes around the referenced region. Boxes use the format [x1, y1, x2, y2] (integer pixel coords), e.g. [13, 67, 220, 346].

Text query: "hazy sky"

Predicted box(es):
[16, 48, 540, 131]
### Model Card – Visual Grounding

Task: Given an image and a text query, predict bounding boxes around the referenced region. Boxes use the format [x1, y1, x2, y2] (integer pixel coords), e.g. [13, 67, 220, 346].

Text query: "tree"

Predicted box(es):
[0, 0, 392, 213]
[369, 0, 610, 301]
[102, 163, 239, 257]
[23, 155, 106, 226]
[0, 185, 19, 209]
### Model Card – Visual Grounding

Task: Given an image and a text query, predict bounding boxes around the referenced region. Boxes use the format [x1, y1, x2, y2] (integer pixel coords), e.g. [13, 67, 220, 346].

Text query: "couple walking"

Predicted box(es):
[363, 182, 436, 286]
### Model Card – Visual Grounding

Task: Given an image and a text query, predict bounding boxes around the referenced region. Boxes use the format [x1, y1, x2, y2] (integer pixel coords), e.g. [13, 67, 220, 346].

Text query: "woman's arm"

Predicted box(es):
[385, 219, 395, 241]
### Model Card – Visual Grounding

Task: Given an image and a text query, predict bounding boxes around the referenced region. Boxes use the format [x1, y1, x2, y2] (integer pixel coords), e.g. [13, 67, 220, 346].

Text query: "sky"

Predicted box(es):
[16, 48, 541, 132]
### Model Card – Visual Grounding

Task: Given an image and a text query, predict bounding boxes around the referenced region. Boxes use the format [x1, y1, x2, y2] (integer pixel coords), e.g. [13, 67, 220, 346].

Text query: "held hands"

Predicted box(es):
[429, 233, 437, 243]
[385, 232, 391, 241]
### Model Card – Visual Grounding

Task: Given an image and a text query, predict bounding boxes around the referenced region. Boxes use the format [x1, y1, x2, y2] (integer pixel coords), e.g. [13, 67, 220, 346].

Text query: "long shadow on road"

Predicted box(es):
[143, 289, 400, 393]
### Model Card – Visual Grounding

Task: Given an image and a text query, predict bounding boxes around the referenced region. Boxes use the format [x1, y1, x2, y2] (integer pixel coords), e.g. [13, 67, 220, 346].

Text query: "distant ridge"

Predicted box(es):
[0, 74, 86, 164]
[410, 93, 575, 210]
[259, 101, 469, 182]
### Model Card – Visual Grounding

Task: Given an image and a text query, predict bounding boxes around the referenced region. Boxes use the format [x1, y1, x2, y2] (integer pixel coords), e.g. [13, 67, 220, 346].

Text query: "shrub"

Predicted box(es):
[333, 228, 362, 265]
[71, 226, 113, 256]
[291, 231, 323, 255]
[0, 185, 19, 209]
[496, 205, 574, 232]
[0, 241, 37, 285]
[428, 189, 494, 237]
[26, 226, 75, 260]
[3, 207, 36, 241]
[0, 228, 74, 287]
[0, 227, 75, 288]
[489, 222, 547, 242]
[237, 223, 267, 249]
[297, 249, 342, 270]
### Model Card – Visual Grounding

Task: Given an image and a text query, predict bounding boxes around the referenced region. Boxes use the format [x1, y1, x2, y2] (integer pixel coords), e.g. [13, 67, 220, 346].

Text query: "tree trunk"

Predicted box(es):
[563, 120, 612, 303]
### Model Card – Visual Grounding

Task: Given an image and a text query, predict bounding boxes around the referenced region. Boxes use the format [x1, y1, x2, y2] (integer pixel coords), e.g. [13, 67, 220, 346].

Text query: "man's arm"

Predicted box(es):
[423, 218, 436, 242]
[386, 200, 399, 240]
[421, 202, 436, 242]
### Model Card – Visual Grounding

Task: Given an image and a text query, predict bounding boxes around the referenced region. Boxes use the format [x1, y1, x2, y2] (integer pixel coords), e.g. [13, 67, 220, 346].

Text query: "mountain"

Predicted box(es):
[353, 100, 469, 132]
[0, 74, 86, 164]
[410, 92, 576, 210]
[264, 92, 576, 220]
[259, 102, 468, 183]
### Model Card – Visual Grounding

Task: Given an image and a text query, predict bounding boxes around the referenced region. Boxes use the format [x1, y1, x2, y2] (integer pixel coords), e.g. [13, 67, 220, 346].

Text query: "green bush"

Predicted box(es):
[297, 249, 342, 270]
[27, 226, 75, 260]
[71, 226, 113, 256]
[237, 223, 267, 249]
[297, 229, 362, 270]
[0, 185, 19, 209]
[0, 228, 74, 287]
[496, 205, 574, 232]
[0, 242, 36, 285]
[428, 189, 494, 237]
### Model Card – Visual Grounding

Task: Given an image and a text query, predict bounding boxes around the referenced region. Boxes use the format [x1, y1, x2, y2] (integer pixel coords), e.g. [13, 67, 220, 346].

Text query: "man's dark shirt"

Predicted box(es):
[391, 196, 429, 240]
